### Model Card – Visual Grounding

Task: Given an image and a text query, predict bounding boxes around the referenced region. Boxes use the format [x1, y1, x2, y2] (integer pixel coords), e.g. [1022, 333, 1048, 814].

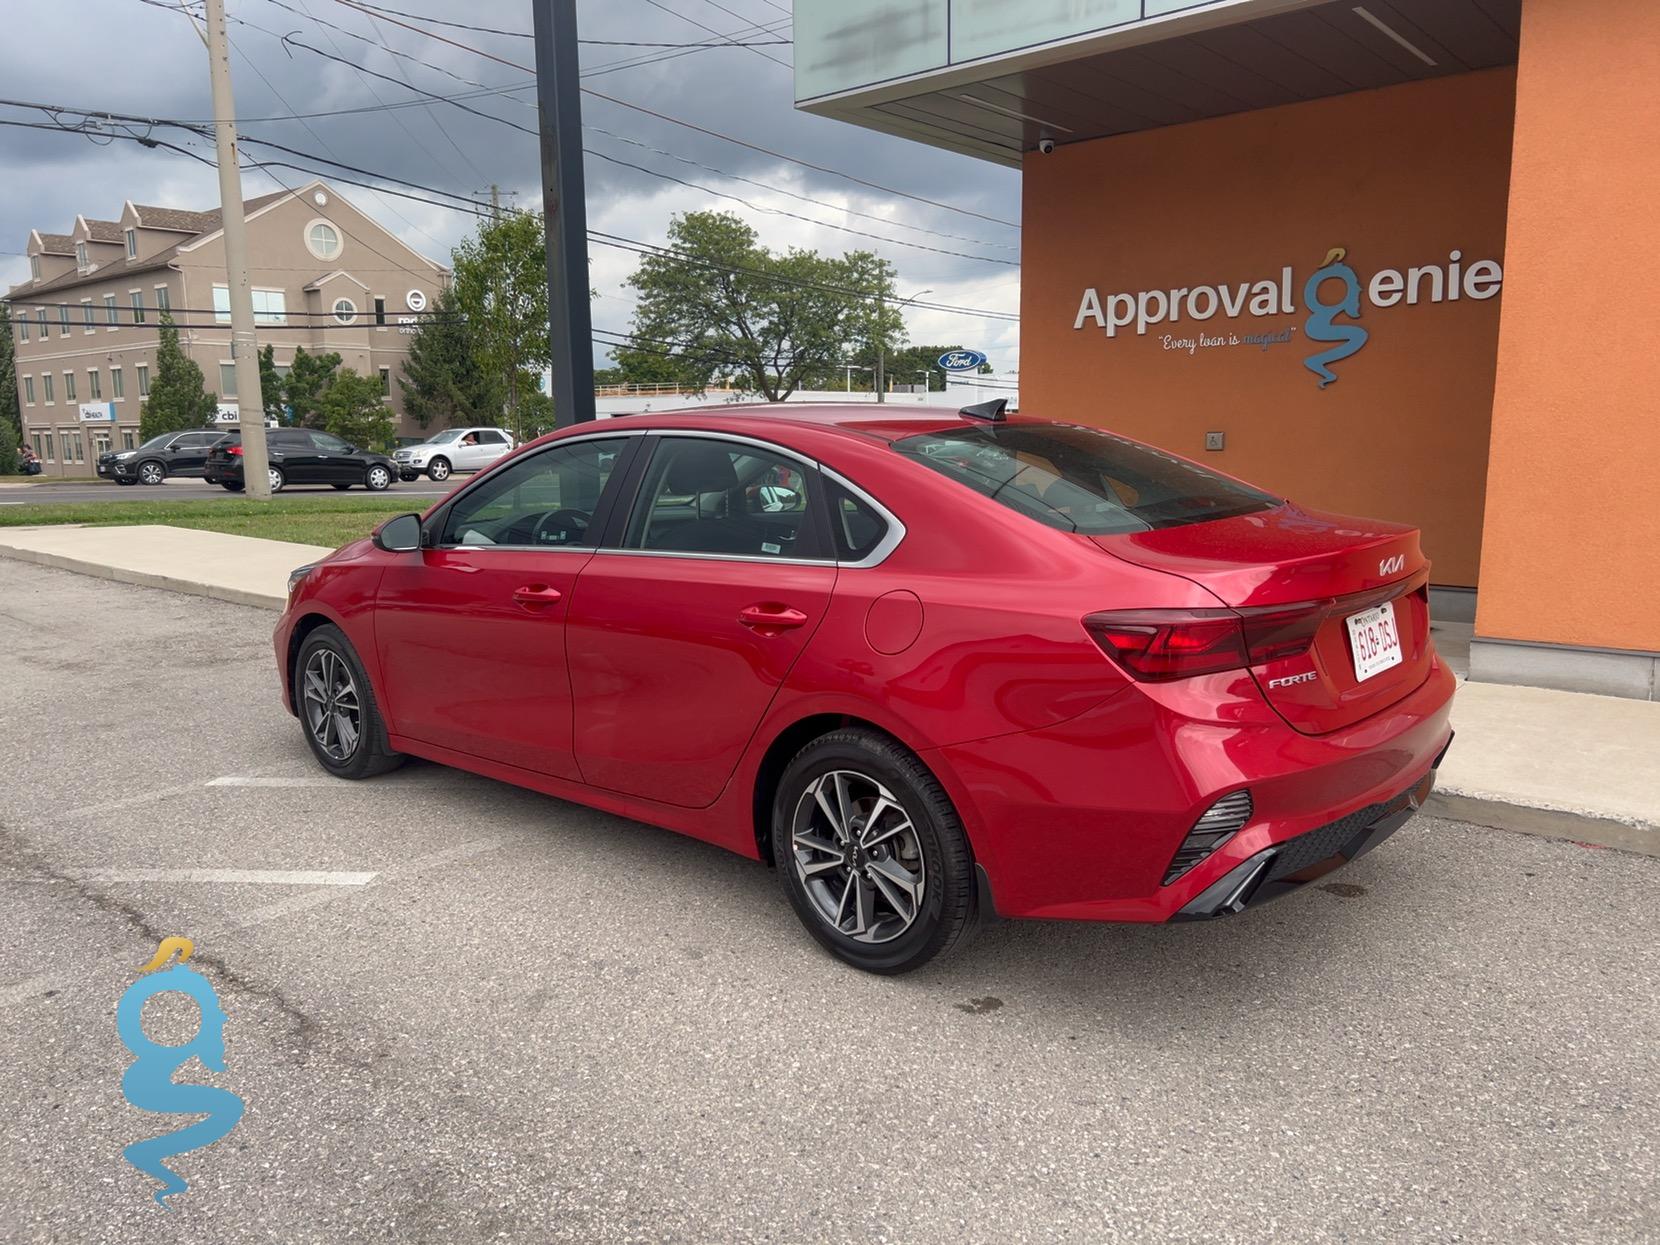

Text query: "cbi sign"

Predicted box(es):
[938, 349, 987, 371]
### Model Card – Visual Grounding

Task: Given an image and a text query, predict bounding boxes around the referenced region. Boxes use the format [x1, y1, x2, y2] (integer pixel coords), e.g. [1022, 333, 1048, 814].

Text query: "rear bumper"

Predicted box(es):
[928, 658, 1456, 923]
[204, 461, 240, 484]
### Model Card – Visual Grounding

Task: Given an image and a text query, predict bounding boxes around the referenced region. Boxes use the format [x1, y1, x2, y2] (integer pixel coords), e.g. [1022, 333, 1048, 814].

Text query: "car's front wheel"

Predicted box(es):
[365, 464, 392, 491]
[137, 461, 165, 486]
[116, 478, 137, 487]
[294, 624, 403, 780]
[772, 729, 979, 975]
[426, 457, 451, 482]
[222, 481, 244, 492]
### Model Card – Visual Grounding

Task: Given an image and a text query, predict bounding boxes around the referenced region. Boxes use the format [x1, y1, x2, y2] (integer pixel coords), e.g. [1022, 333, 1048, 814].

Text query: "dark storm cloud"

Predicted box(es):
[2, 0, 1022, 368]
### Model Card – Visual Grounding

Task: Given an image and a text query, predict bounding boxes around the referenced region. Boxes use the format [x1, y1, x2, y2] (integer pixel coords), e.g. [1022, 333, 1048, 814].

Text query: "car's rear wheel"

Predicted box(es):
[772, 729, 978, 975]
[294, 624, 403, 780]
[138, 461, 165, 486]
[222, 482, 244, 492]
[427, 457, 451, 482]
[365, 464, 392, 491]
[268, 466, 285, 493]
[332, 483, 353, 491]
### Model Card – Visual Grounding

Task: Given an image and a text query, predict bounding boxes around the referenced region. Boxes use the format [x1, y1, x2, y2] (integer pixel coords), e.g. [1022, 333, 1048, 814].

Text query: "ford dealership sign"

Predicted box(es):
[937, 349, 987, 371]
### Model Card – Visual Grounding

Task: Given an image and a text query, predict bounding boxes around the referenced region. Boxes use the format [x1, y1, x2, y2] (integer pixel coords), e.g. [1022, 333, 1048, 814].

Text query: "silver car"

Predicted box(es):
[393, 427, 516, 482]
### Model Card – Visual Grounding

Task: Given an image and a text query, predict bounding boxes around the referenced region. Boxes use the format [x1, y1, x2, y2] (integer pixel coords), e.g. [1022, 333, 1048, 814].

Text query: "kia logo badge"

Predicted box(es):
[1379, 554, 1406, 576]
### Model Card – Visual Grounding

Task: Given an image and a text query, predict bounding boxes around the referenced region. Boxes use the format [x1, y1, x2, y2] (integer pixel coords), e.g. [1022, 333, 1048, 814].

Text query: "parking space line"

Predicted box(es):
[206, 776, 351, 788]
[75, 869, 377, 886]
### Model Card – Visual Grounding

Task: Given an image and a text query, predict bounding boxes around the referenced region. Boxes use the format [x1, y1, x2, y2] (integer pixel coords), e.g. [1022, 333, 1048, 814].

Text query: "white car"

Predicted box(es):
[394, 427, 516, 482]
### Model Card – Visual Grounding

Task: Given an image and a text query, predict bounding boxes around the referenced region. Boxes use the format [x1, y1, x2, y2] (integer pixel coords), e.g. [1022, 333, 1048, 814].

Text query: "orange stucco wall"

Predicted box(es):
[1475, 0, 1660, 652]
[1021, 69, 1517, 587]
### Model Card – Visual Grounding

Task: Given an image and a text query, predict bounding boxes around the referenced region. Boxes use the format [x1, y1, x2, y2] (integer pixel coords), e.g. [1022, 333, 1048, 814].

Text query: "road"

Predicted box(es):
[1, 558, 1654, 1244]
[0, 477, 455, 504]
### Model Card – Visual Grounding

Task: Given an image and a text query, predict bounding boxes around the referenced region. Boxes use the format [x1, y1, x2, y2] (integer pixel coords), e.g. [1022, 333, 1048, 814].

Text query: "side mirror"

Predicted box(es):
[373, 513, 423, 553]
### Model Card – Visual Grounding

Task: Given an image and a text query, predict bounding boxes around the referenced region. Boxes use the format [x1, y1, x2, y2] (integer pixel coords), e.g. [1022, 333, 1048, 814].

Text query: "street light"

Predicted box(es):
[875, 287, 932, 404]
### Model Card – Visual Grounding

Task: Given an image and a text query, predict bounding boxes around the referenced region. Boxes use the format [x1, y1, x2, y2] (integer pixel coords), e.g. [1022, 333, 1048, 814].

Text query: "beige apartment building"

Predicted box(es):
[5, 180, 449, 477]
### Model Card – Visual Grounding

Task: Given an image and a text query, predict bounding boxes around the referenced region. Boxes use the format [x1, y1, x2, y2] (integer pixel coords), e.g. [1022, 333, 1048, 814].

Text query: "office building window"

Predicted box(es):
[82, 301, 96, 332]
[93, 431, 111, 458]
[122, 428, 136, 450]
[64, 430, 84, 463]
[130, 291, 146, 324]
[23, 376, 34, 405]
[64, 371, 77, 402]
[37, 308, 48, 336]
[125, 228, 138, 258]
[111, 367, 124, 399]
[31, 432, 45, 459]
[58, 305, 71, 336]
[18, 315, 27, 343]
[75, 241, 89, 271]
[332, 298, 357, 325]
[136, 364, 150, 397]
[88, 369, 102, 400]
[30, 255, 41, 281]
[378, 366, 391, 395]
[104, 293, 119, 326]
[42, 373, 54, 403]
[374, 296, 386, 326]
[306, 220, 342, 260]
[155, 286, 170, 313]
[219, 363, 238, 398]
[213, 286, 287, 325]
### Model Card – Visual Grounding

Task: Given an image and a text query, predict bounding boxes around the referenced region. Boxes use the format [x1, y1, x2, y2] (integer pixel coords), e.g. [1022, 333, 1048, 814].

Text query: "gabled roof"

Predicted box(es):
[129, 205, 222, 234]
[30, 231, 73, 255]
[78, 217, 126, 244]
[303, 269, 371, 292]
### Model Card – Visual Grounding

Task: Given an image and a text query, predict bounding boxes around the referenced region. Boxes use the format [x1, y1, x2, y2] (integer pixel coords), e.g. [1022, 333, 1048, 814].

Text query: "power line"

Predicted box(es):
[641, 0, 791, 71]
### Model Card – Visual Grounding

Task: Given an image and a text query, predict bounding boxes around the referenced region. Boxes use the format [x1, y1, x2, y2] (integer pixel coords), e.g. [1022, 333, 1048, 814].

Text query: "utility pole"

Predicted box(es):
[204, 0, 270, 498]
[873, 292, 885, 404]
[532, 0, 595, 427]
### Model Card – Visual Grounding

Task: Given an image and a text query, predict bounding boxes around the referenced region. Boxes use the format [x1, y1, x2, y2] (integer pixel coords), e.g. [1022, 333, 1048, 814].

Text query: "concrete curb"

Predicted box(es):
[0, 543, 286, 611]
[1424, 792, 1658, 859]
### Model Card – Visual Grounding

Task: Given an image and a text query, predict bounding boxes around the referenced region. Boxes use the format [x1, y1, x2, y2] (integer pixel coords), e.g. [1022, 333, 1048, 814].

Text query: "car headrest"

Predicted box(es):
[663, 443, 738, 494]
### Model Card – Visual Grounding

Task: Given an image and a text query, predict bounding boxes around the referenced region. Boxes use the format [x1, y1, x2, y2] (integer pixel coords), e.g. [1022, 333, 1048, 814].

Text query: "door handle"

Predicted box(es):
[512, 584, 563, 607]
[738, 604, 809, 632]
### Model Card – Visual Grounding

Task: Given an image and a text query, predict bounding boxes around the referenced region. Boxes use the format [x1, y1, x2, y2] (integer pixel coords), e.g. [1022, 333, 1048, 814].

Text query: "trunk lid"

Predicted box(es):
[1092, 504, 1436, 735]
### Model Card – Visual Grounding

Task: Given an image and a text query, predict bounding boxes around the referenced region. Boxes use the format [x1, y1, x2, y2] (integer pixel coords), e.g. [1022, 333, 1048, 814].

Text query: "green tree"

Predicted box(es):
[319, 368, 395, 452]
[139, 312, 217, 440]
[0, 414, 18, 476]
[618, 211, 903, 402]
[258, 344, 287, 424]
[398, 289, 503, 429]
[0, 303, 19, 441]
[281, 345, 342, 429]
[451, 211, 551, 442]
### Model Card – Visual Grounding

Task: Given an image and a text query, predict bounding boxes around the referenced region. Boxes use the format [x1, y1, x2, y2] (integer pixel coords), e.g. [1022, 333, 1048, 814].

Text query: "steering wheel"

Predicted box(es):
[529, 508, 592, 546]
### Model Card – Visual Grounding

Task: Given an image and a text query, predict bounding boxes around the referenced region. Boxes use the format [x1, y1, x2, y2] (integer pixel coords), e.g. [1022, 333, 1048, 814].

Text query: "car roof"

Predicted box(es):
[592, 403, 1007, 446]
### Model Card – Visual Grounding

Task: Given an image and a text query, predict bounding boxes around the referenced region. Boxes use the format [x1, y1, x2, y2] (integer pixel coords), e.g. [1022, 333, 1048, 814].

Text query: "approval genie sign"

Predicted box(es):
[1072, 247, 1504, 387]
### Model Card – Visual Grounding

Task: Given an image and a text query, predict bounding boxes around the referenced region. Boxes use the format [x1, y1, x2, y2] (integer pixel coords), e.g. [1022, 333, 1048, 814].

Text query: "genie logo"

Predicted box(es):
[1303, 247, 1370, 388]
[116, 937, 245, 1208]
[937, 349, 987, 372]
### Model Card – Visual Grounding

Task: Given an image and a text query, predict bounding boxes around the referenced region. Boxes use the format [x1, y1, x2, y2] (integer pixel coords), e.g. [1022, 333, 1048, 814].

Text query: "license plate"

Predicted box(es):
[1346, 600, 1403, 682]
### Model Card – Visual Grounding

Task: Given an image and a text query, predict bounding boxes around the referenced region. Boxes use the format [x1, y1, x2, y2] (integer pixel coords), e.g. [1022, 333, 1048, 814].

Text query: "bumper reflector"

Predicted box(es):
[1163, 790, 1254, 886]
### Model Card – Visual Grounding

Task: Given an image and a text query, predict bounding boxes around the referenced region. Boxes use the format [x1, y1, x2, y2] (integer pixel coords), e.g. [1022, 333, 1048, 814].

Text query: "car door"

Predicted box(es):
[309, 430, 360, 485]
[265, 430, 322, 484]
[454, 430, 492, 473]
[472, 429, 511, 470]
[374, 435, 635, 779]
[565, 434, 837, 808]
[167, 432, 216, 476]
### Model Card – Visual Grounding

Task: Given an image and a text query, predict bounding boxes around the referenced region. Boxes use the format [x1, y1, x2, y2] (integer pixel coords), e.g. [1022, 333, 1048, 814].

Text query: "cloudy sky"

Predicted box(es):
[0, 0, 1023, 378]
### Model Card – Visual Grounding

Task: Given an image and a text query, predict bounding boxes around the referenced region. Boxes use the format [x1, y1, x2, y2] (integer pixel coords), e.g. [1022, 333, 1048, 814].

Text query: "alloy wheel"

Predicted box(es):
[367, 466, 390, 489]
[139, 463, 163, 485]
[790, 770, 927, 944]
[268, 467, 284, 493]
[429, 459, 451, 481]
[302, 648, 361, 762]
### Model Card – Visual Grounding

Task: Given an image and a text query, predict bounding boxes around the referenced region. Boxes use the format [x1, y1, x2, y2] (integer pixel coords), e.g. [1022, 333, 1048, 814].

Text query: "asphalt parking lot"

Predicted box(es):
[0, 477, 453, 504]
[1, 558, 1655, 1244]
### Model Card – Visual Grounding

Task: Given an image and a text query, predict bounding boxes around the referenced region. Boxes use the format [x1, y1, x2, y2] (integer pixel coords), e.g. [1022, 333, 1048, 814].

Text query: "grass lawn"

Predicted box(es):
[0, 496, 418, 548]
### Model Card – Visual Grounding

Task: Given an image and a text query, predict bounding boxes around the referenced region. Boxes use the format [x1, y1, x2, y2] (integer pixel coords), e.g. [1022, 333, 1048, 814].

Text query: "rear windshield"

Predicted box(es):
[892, 423, 1279, 534]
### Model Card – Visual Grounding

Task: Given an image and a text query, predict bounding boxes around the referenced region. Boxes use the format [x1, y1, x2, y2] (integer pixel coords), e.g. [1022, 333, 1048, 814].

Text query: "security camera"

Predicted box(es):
[1037, 138, 1056, 155]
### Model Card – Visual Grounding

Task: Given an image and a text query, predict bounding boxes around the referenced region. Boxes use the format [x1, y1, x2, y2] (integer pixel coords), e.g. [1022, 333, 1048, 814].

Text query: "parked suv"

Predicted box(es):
[204, 428, 397, 493]
[393, 427, 515, 482]
[102, 429, 228, 485]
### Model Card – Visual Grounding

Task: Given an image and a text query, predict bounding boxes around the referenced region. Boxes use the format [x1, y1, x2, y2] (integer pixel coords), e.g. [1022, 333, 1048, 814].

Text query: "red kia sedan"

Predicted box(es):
[275, 403, 1454, 973]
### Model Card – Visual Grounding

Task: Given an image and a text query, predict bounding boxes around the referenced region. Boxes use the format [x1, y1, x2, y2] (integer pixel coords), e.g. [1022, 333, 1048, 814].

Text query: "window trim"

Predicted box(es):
[104, 292, 119, 328]
[331, 297, 358, 325]
[75, 241, 89, 271]
[110, 366, 124, 400]
[23, 375, 35, 405]
[135, 363, 150, 397]
[64, 370, 78, 403]
[81, 298, 96, 333]
[125, 228, 138, 259]
[305, 219, 343, 261]
[87, 368, 102, 401]
[129, 289, 146, 325]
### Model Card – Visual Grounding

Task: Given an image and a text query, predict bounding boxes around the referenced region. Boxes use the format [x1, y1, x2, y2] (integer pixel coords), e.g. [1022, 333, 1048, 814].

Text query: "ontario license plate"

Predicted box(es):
[1346, 600, 1403, 682]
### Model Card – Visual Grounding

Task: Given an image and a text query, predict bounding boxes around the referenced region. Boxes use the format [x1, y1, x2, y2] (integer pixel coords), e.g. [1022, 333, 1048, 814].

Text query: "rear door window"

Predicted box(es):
[893, 423, 1278, 534]
[623, 438, 825, 561]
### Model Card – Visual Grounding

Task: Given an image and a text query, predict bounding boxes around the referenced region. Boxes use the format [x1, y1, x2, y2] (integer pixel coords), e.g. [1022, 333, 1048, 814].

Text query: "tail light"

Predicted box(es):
[227, 445, 243, 457]
[1164, 790, 1254, 884]
[1085, 603, 1327, 682]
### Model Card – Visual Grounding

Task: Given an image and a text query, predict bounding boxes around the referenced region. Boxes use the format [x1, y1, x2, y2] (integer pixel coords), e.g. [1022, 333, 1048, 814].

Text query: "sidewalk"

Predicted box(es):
[1, 523, 1656, 853]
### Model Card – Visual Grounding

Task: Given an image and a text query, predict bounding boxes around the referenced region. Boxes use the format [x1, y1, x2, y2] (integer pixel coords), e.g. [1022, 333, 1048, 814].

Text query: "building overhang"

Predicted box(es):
[795, 0, 1519, 167]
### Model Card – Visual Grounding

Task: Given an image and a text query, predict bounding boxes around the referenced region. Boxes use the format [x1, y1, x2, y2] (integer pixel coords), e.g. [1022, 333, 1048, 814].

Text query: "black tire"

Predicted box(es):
[332, 483, 353, 491]
[137, 460, 166, 486]
[116, 478, 137, 487]
[268, 466, 285, 494]
[772, 728, 978, 975]
[293, 624, 403, 780]
[426, 457, 451, 482]
[364, 464, 392, 491]
[222, 482, 244, 492]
